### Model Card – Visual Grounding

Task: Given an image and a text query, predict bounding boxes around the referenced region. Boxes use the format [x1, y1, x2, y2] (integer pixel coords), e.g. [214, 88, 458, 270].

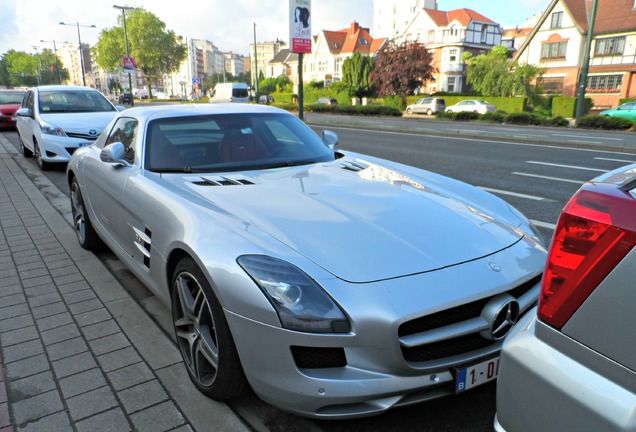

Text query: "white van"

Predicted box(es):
[209, 83, 250, 103]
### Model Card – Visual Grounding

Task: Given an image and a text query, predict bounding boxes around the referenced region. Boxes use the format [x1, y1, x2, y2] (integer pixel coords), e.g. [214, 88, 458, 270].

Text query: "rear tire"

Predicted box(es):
[172, 258, 248, 400]
[19, 133, 33, 158]
[70, 177, 102, 251]
[426, 109, 433, 115]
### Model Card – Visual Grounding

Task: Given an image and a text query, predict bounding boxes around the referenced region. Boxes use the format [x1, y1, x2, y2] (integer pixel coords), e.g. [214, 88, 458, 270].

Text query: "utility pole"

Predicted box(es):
[60, 21, 96, 86]
[113, 5, 135, 106]
[575, 0, 599, 126]
[253, 23, 259, 97]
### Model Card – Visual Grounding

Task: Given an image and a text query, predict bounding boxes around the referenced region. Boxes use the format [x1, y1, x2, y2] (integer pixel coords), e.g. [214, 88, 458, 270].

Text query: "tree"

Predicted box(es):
[463, 45, 544, 97]
[342, 52, 373, 97]
[95, 8, 186, 98]
[370, 41, 435, 96]
[0, 57, 12, 88]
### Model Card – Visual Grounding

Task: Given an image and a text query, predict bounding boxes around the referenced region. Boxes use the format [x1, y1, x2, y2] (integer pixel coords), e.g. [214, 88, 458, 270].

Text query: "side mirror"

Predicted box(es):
[100, 142, 129, 167]
[322, 130, 339, 151]
[16, 108, 33, 118]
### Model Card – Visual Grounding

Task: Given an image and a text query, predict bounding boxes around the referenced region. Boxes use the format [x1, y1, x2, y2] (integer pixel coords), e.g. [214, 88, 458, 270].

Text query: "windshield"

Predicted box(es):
[38, 90, 116, 114]
[145, 113, 336, 173]
[0, 91, 25, 104]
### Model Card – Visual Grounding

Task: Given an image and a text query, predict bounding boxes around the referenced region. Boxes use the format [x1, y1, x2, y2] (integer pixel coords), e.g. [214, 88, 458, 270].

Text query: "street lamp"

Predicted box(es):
[113, 5, 135, 106]
[31, 46, 42, 86]
[59, 21, 97, 86]
[40, 39, 67, 84]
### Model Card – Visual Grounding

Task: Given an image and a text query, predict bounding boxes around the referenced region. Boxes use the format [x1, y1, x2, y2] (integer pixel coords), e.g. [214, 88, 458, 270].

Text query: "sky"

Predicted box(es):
[0, 0, 547, 56]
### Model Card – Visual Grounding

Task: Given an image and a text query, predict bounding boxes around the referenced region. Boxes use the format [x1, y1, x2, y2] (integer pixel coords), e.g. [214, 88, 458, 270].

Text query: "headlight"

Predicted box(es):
[238, 255, 350, 333]
[40, 121, 67, 136]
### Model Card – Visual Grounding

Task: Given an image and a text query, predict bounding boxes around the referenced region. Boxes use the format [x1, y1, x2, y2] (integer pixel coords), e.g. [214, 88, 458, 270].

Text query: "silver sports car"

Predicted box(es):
[67, 104, 546, 419]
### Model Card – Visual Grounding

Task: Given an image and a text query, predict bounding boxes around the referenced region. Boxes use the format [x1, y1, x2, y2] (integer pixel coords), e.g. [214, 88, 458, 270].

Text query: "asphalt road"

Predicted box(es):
[2, 122, 636, 432]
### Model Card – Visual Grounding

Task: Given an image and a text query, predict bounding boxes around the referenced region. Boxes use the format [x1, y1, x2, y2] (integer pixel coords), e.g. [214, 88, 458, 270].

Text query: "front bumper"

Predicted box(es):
[495, 310, 636, 432]
[38, 135, 93, 163]
[223, 236, 545, 419]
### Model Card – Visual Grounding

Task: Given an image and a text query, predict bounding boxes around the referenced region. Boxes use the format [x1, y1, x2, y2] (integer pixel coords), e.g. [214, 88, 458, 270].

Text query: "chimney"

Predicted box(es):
[351, 22, 360, 33]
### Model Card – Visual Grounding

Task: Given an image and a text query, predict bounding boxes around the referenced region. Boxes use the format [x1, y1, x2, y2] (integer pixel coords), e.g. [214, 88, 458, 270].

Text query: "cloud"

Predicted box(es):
[0, 0, 374, 56]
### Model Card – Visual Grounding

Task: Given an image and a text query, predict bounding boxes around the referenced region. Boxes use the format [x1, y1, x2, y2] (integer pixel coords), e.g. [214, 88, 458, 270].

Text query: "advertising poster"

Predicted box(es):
[289, 0, 312, 54]
[123, 56, 135, 73]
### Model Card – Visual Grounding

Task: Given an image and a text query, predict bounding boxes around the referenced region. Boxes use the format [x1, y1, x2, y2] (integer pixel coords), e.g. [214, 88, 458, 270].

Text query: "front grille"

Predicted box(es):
[66, 133, 99, 140]
[402, 333, 495, 362]
[291, 346, 347, 369]
[399, 274, 542, 364]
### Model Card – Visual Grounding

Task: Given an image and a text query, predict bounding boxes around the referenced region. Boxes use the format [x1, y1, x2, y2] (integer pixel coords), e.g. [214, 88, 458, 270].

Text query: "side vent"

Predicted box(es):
[190, 176, 255, 186]
[133, 227, 152, 269]
[340, 161, 369, 172]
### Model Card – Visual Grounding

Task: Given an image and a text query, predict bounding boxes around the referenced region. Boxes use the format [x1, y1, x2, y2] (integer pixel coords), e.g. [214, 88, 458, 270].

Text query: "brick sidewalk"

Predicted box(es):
[0, 138, 250, 432]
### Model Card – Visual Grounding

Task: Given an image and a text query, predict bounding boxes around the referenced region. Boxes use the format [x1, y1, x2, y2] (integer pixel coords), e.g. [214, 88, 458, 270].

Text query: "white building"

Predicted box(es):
[373, 0, 438, 38]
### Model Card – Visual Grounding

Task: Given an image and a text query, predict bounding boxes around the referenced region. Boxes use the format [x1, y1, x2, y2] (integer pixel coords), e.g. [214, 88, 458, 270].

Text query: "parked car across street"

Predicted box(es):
[446, 100, 496, 115]
[406, 97, 446, 115]
[599, 102, 636, 121]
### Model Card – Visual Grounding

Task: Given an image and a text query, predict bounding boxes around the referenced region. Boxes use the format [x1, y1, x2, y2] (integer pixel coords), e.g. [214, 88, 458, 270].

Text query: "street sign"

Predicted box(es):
[289, 0, 312, 54]
[123, 56, 135, 73]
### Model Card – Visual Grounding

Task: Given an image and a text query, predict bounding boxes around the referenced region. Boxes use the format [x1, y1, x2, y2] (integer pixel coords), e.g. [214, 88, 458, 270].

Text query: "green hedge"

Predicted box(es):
[577, 115, 633, 130]
[552, 97, 592, 118]
[618, 98, 636, 106]
[308, 104, 402, 116]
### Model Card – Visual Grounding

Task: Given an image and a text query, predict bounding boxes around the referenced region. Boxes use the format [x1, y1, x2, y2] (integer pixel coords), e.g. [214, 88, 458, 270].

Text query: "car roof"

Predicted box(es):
[32, 85, 101, 92]
[120, 103, 290, 123]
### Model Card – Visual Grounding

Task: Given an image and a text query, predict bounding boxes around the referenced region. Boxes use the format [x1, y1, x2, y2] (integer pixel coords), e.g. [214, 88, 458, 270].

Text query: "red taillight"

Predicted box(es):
[538, 186, 636, 329]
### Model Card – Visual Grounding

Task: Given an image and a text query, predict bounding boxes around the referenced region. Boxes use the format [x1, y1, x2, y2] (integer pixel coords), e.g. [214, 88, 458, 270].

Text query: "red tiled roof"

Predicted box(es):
[424, 8, 496, 27]
[322, 22, 386, 55]
[562, 0, 636, 34]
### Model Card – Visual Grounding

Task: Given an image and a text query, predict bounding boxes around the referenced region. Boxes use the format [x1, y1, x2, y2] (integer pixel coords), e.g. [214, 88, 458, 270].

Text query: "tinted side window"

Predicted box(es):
[106, 118, 139, 163]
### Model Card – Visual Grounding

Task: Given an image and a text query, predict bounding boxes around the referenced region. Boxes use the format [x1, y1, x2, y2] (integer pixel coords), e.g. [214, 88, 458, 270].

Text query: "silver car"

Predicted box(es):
[406, 97, 446, 115]
[495, 164, 636, 431]
[67, 103, 546, 419]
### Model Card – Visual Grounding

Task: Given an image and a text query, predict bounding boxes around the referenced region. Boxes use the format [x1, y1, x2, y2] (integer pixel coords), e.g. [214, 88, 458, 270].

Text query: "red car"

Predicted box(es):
[0, 90, 26, 130]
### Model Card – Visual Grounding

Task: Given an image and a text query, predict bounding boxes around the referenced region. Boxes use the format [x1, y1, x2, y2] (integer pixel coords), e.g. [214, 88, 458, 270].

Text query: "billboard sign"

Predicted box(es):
[289, 0, 312, 54]
[123, 56, 135, 74]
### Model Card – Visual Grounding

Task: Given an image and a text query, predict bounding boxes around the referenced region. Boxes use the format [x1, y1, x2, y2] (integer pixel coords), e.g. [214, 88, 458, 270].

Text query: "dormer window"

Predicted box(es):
[550, 11, 563, 29]
[360, 39, 369, 45]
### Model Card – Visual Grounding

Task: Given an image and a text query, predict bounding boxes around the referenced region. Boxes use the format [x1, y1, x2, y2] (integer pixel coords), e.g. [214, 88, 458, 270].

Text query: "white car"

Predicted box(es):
[446, 100, 496, 115]
[16, 85, 122, 170]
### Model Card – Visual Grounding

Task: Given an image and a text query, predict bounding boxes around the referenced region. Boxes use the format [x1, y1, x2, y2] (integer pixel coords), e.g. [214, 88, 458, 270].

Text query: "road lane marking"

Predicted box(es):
[594, 157, 636, 163]
[567, 140, 602, 144]
[324, 126, 635, 156]
[527, 161, 609, 173]
[552, 134, 624, 141]
[512, 172, 585, 184]
[478, 187, 553, 202]
[530, 220, 556, 230]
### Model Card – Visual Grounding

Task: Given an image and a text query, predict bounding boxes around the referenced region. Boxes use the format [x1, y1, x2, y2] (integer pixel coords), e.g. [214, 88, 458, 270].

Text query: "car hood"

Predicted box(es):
[165, 156, 525, 283]
[0, 103, 21, 113]
[41, 111, 117, 133]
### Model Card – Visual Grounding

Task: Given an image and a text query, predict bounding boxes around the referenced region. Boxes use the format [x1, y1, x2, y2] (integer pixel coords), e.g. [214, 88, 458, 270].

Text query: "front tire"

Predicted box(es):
[70, 177, 102, 251]
[33, 140, 49, 170]
[406, 108, 413, 114]
[172, 258, 248, 400]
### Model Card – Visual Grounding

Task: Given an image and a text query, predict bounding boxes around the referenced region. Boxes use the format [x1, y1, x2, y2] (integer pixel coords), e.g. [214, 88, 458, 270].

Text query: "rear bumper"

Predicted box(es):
[495, 311, 636, 431]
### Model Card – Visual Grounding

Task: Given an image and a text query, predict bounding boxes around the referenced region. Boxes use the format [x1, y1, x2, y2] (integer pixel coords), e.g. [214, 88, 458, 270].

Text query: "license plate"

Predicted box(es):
[455, 357, 500, 393]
